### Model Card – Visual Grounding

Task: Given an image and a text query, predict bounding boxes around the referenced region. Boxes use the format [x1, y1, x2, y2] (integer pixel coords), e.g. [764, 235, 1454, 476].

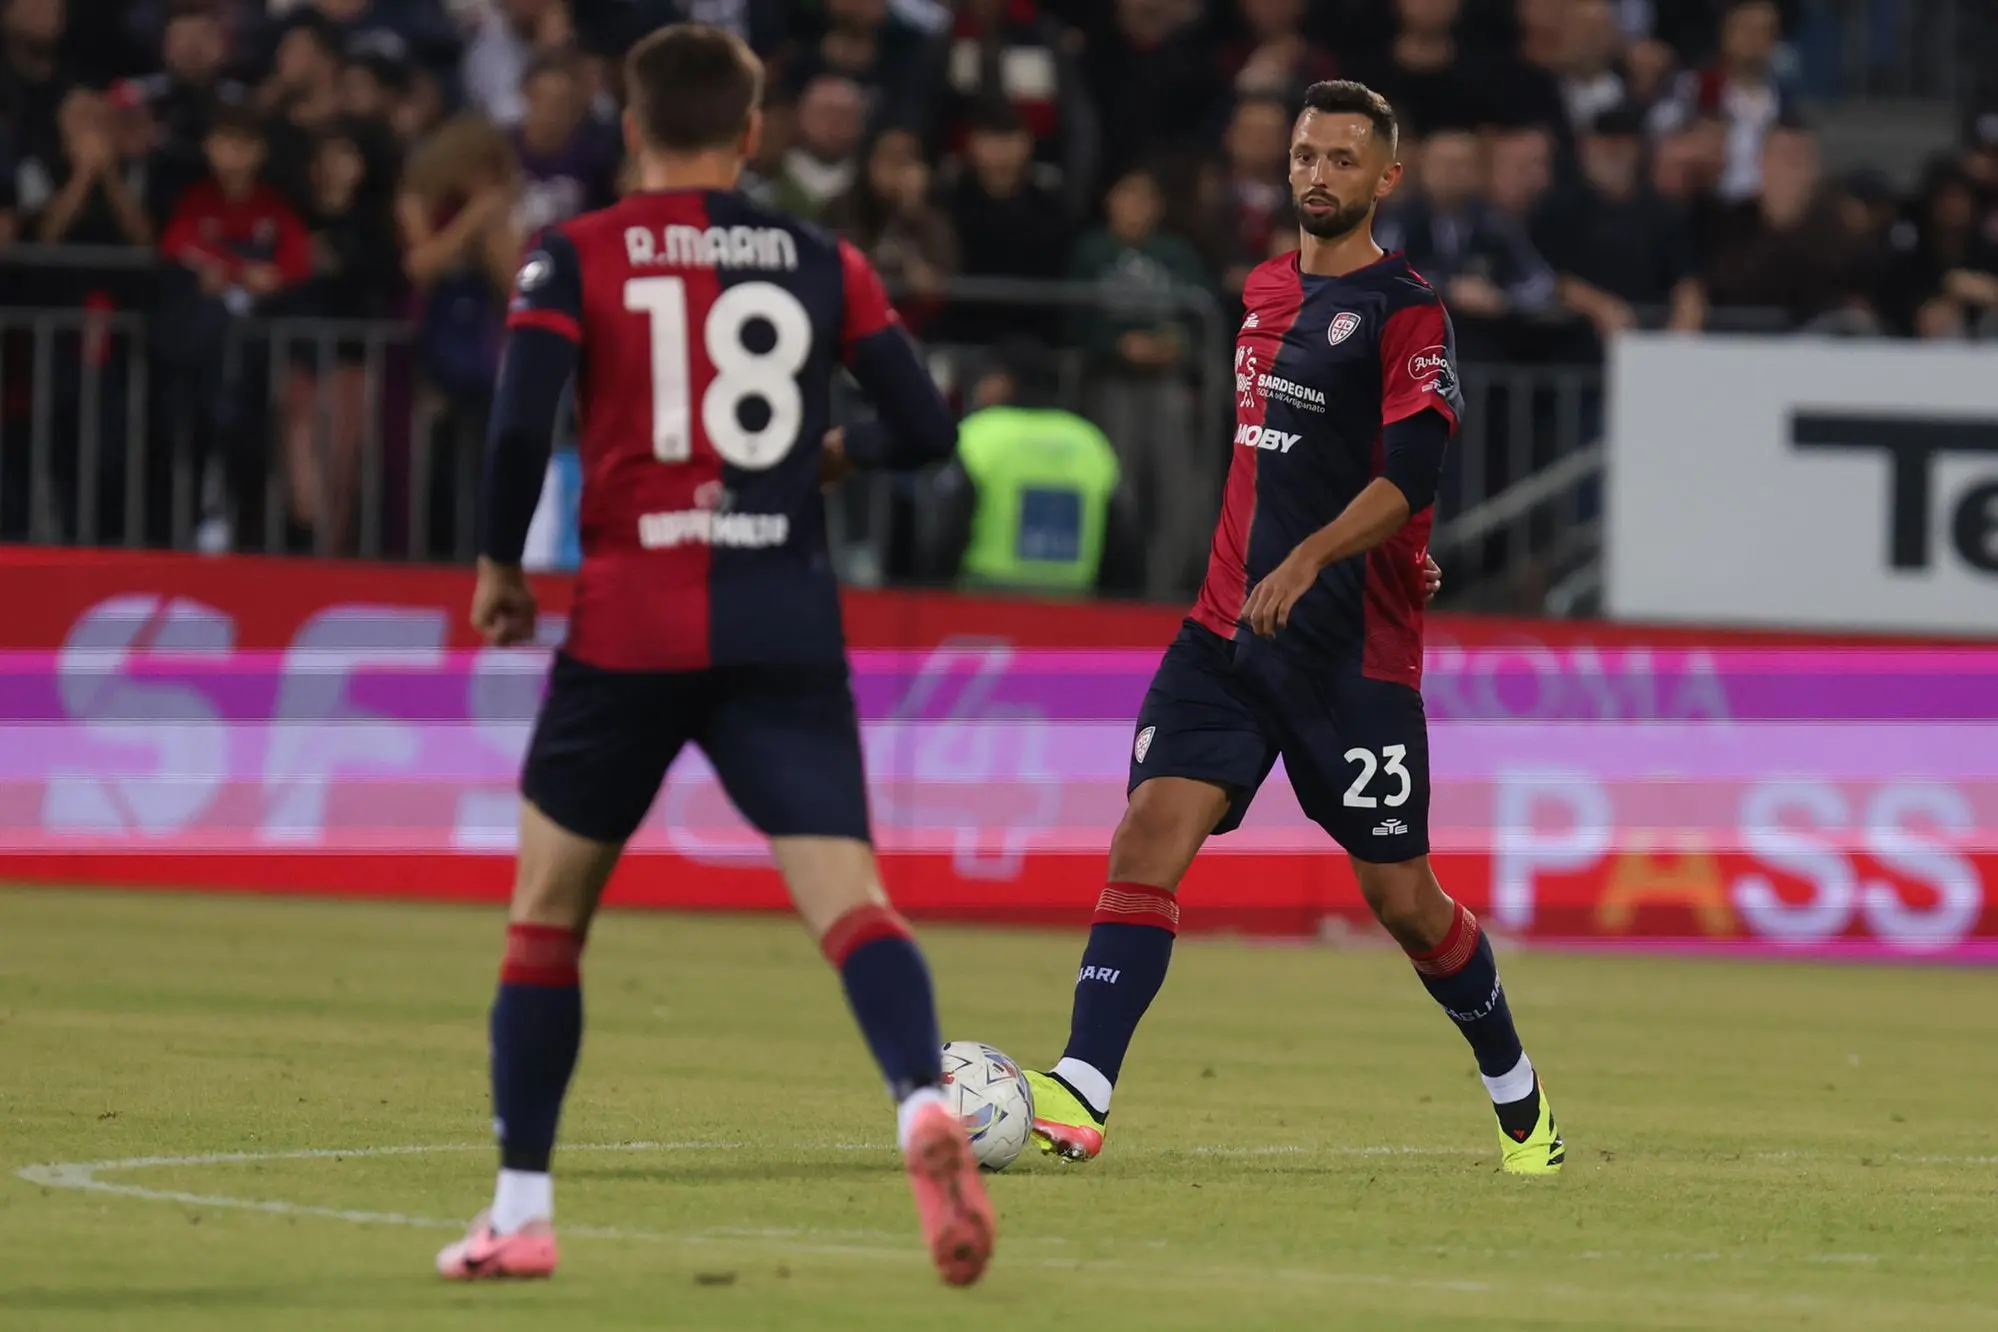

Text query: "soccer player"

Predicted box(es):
[1023, 81, 1564, 1176]
[435, 24, 996, 1285]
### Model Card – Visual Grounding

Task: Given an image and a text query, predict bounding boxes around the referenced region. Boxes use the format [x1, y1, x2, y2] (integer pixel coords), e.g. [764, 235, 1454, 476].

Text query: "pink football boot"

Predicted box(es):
[435, 1211, 559, 1280]
[901, 1099, 997, 1286]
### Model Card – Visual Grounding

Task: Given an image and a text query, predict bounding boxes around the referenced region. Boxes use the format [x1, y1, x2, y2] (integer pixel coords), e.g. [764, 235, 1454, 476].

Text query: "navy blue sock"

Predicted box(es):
[824, 906, 941, 1100]
[1059, 883, 1179, 1090]
[491, 923, 584, 1173]
[1409, 902, 1525, 1080]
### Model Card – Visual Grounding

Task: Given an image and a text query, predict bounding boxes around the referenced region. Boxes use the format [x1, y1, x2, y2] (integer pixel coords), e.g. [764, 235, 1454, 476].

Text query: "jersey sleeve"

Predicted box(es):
[505, 228, 584, 343]
[835, 236, 900, 353]
[1379, 297, 1463, 432]
[481, 233, 584, 563]
[835, 237, 957, 469]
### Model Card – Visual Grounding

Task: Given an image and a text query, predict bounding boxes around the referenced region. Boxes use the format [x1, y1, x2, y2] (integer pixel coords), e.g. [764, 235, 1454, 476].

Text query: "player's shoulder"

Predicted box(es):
[1371, 254, 1445, 312]
[1242, 252, 1302, 307]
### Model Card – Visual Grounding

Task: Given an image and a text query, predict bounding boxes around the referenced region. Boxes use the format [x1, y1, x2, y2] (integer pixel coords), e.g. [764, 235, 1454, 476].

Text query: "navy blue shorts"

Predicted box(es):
[521, 652, 872, 845]
[1128, 621, 1431, 863]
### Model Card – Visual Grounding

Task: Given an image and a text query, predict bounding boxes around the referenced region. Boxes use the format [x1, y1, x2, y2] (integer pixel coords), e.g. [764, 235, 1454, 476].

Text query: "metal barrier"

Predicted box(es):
[0, 271, 1233, 594]
[1428, 363, 1606, 616]
[0, 249, 1949, 615]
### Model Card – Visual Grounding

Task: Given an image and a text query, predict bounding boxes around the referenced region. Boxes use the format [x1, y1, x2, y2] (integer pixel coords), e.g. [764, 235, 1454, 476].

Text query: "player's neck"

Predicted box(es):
[633, 150, 744, 194]
[1295, 227, 1386, 278]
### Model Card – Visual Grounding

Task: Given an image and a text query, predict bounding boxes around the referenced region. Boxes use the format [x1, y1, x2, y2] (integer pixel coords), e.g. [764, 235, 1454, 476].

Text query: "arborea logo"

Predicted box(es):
[1134, 725, 1156, 763]
[1407, 346, 1450, 379]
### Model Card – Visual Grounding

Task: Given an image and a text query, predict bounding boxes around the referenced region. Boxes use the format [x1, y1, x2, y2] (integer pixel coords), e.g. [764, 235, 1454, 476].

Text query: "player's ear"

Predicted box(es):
[1375, 159, 1403, 202]
[621, 107, 644, 163]
[739, 108, 764, 167]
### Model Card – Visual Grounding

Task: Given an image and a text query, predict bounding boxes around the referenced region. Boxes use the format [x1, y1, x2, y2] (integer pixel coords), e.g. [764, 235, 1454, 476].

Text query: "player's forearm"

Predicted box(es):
[1291, 477, 1412, 572]
[843, 328, 958, 469]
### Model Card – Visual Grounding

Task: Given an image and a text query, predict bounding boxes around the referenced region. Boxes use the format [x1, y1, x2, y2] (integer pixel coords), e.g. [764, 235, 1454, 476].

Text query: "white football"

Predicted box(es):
[939, 1040, 1035, 1172]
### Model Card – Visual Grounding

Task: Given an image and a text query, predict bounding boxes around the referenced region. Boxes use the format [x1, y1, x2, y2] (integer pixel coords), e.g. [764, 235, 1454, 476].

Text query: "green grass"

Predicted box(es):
[0, 887, 1993, 1331]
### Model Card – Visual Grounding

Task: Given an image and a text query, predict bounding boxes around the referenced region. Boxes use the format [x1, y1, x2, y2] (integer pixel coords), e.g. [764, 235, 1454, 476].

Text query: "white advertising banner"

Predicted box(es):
[1607, 335, 1998, 634]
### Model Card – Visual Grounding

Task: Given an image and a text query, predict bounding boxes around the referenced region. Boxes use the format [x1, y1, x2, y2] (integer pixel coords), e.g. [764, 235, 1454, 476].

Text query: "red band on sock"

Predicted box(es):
[1408, 901, 1480, 977]
[1092, 881, 1180, 933]
[500, 923, 583, 987]
[821, 904, 912, 968]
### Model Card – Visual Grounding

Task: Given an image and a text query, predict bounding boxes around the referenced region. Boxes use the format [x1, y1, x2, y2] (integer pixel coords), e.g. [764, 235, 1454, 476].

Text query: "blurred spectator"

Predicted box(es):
[1650, 0, 1797, 202]
[34, 87, 153, 245]
[339, 41, 403, 126]
[509, 50, 616, 236]
[825, 127, 956, 321]
[1704, 126, 1875, 332]
[257, 14, 345, 216]
[157, 105, 314, 550]
[293, 0, 458, 70]
[132, 2, 249, 227]
[915, 0, 1098, 215]
[1220, 0, 1338, 108]
[1069, 163, 1212, 597]
[786, 0, 926, 129]
[397, 112, 519, 405]
[1557, 0, 1629, 139]
[1620, 31, 1678, 111]
[1877, 158, 1998, 340]
[1649, 115, 1726, 248]
[1084, 0, 1222, 194]
[1205, 93, 1290, 296]
[1489, 0, 1575, 149]
[1350, 0, 1486, 136]
[283, 126, 400, 552]
[2, 0, 74, 178]
[462, 0, 569, 129]
[159, 105, 311, 318]
[750, 73, 864, 224]
[391, 61, 445, 145]
[940, 99, 1069, 340]
[1488, 124, 1555, 225]
[1378, 128, 1555, 323]
[1537, 105, 1705, 338]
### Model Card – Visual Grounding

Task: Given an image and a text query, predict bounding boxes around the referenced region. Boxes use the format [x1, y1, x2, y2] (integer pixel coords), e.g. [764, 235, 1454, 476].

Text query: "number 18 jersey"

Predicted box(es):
[508, 188, 902, 671]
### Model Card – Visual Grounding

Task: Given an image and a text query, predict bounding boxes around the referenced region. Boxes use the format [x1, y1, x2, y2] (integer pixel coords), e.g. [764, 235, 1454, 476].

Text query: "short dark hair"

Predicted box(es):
[966, 97, 1026, 139]
[625, 22, 763, 153]
[206, 103, 265, 144]
[1299, 80, 1398, 156]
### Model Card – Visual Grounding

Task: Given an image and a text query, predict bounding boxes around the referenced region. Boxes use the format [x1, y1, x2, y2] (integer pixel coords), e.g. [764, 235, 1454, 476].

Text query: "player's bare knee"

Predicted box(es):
[510, 800, 620, 930]
[771, 836, 887, 940]
[1107, 779, 1226, 889]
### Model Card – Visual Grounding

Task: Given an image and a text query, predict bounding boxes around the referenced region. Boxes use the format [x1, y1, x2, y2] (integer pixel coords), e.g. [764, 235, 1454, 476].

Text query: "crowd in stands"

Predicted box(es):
[0, 0, 1994, 559]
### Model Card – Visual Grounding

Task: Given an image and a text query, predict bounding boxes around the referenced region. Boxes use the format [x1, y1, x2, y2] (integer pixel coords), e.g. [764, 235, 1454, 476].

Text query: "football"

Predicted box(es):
[939, 1040, 1035, 1172]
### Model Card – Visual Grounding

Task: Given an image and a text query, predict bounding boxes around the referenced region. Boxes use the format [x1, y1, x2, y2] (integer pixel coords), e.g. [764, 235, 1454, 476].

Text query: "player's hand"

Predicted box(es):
[819, 427, 855, 490]
[471, 557, 538, 647]
[1243, 552, 1320, 639]
[1422, 552, 1442, 605]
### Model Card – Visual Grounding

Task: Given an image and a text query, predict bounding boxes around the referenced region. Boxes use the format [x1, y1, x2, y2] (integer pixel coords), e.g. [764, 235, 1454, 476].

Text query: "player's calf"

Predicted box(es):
[438, 803, 621, 1278]
[1033, 778, 1228, 1158]
[777, 836, 997, 1283]
[1351, 856, 1563, 1175]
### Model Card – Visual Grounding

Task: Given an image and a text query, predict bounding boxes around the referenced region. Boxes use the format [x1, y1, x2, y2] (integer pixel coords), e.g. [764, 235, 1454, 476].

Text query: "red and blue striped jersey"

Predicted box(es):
[503, 187, 946, 671]
[1190, 251, 1463, 686]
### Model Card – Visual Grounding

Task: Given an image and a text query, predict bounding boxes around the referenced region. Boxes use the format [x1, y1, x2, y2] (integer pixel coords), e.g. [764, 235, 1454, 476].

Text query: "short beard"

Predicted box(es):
[1295, 195, 1373, 240]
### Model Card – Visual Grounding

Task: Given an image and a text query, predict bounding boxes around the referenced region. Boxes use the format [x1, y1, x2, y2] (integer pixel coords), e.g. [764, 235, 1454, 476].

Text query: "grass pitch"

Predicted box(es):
[1, 888, 1993, 1331]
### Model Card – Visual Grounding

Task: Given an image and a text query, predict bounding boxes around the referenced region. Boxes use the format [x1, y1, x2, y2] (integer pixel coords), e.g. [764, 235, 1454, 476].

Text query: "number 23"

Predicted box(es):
[1342, 744, 1411, 808]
